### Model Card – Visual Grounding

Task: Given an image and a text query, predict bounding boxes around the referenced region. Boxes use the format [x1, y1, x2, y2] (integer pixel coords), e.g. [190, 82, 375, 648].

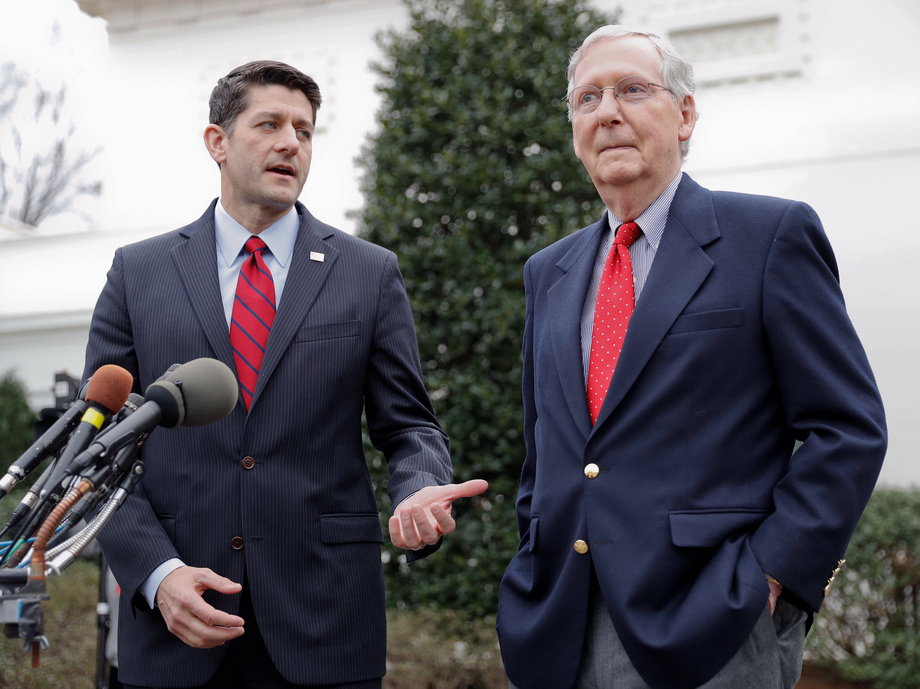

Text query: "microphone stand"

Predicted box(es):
[0, 448, 144, 666]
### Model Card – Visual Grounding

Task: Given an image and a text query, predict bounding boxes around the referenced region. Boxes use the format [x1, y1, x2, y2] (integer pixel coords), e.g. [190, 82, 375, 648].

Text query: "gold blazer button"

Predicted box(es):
[573, 539, 589, 554]
[584, 463, 600, 479]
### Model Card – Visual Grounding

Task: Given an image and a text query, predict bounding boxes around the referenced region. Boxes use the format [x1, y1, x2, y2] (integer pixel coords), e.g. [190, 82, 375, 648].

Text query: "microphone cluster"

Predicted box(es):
[0, 358, 238, 665]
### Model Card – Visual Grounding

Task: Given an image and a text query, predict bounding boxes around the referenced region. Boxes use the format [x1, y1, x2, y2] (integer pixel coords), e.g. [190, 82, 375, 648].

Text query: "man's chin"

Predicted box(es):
[263, 187, 303, 209]
[591, 163, 643, 188]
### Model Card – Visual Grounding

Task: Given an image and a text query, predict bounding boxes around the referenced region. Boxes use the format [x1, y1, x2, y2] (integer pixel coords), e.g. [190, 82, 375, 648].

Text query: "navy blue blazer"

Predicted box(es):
[497, 175, 886, 689]
[85, 201, 451, 687]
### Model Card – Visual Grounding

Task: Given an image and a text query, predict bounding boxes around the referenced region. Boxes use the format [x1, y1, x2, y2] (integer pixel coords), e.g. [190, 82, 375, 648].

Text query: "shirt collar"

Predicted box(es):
[606, 172, 683, 250]
[214, 200, 299, 268]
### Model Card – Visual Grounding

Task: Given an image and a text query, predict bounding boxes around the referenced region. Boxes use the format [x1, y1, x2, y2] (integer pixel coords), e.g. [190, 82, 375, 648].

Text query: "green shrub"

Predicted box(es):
[0, 370, 35, 475]
[807, 488, 920, 688]
[0, 370, 36, 526]
[357, 0, 615, 617]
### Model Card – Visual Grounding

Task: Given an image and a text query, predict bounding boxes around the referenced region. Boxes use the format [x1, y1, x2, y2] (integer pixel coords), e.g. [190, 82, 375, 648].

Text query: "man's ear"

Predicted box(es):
[678, 94, 697, 143]
[204, 124, 228, 165]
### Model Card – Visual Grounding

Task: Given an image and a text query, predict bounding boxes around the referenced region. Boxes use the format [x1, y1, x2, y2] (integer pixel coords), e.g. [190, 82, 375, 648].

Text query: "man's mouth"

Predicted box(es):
[268, 165, 295, 177]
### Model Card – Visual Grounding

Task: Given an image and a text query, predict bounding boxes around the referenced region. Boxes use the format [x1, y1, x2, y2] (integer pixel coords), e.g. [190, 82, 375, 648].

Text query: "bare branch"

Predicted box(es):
[0, 63, 102, 228]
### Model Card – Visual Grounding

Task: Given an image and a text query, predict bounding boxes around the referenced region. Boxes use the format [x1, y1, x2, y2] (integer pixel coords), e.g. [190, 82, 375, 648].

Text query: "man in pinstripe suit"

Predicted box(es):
[84, 60, 487, 689]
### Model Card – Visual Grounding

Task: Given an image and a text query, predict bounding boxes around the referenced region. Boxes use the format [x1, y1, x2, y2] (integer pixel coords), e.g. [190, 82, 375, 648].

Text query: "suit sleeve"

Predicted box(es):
[84, 249, 183, 608]
[363, 254, 452, 535]
[748, 202, 887, 611]
[515, 259, 537, 542]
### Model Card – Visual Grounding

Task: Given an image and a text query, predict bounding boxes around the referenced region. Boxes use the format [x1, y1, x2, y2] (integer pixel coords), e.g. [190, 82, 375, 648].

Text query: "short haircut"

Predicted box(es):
[209, 60, 322, 132]
[566, 25, 697, 158]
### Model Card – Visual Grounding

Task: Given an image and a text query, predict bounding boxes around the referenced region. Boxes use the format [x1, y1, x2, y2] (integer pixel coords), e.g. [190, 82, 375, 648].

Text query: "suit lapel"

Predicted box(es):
[251, 204, 338, 408]
[593, 177, 720, 428]
[170, 203, 236, 372]
[547, 216, 609, 432]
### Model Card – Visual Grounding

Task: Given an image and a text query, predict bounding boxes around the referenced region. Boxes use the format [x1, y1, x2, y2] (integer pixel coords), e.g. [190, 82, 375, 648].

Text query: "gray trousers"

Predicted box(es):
[510, 586, 806, 689]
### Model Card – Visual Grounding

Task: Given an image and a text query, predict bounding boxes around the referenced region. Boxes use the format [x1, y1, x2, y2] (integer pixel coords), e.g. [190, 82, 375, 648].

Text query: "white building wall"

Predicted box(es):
[1, 0, 917, 486]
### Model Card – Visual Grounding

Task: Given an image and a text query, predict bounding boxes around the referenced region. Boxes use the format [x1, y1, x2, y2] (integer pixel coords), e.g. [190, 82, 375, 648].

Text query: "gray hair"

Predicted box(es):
[566, 25, 697, 157]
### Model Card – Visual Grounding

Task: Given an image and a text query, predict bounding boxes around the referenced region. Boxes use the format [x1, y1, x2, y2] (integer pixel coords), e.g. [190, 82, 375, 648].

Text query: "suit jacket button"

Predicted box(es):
[230, 536, 245, 550]
[241, 456, 255, 470]
[573, 539, 589, 554]
[584, 463, 600, 479]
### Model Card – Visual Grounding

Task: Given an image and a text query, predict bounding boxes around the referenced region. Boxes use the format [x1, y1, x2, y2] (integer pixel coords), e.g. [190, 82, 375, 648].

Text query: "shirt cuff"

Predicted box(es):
[141, 558, 185, 609]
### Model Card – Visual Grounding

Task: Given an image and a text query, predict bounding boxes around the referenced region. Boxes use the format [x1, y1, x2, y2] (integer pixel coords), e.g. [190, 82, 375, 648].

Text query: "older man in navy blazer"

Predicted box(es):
[85, 60, 486, 689]
[497, 26, 886, 689]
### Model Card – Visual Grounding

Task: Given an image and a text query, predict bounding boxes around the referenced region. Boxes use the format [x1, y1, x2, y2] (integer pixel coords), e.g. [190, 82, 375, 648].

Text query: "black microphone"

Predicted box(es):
[46, 393, 147, 548]
[93, 391, 145, 443]
[0, 401, 87, 499]
[71, 358, 238, 473]
[39, 365, 134, 500]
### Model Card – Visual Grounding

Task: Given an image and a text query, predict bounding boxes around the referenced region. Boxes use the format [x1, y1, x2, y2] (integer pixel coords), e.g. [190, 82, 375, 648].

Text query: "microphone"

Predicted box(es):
[0, 367, 131, 550]
[6, 360, 234, 568]
[0, 365, 133, 500]
[39, 365, 134, 498]
[0, 402, 86, 499]
[45, 393, 147, 548]
[71, 358, 238, 473]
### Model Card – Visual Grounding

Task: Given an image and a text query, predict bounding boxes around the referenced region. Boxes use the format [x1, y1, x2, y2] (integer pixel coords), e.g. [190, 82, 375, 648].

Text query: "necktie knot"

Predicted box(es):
[244, 236, 268, 256]
[614, 221, 641, 248]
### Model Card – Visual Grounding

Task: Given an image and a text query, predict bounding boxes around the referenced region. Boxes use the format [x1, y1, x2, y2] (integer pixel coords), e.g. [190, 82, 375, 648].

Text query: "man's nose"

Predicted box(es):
[275, 124, 300, 151]
[594, 89, 623, 124]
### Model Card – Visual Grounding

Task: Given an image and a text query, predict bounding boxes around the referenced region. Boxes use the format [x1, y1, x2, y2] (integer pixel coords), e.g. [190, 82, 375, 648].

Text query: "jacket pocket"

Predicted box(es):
[319, 513, 384, 544]
[295, 320, 361, 343]
[669, 508, 769, 547]
[668, 308, 744, 335]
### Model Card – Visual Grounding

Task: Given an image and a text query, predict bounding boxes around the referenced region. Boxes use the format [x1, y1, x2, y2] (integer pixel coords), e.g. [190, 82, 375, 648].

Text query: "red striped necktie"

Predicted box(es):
[230, 236, 276, 409]
[586, 221, 641, 425]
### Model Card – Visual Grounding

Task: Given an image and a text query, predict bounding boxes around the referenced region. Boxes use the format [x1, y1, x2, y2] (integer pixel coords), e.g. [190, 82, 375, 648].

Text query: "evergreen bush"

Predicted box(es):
[356, 0, 615, 616]
[0, 370, 36, 525]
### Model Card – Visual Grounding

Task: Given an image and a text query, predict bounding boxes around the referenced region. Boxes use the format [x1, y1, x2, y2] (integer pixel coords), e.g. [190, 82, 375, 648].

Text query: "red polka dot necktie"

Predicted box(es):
[230, 236, 276, 410]
[586, 221, 641, 425]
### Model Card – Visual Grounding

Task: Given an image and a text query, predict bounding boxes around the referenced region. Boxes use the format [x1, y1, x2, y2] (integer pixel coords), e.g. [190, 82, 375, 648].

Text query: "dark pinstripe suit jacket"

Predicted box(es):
[85, 201, 451, 687]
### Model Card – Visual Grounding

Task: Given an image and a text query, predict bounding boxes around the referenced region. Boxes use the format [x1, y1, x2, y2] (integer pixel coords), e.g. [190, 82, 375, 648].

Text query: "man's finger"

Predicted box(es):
[412, 505, 440, 543]
[391, 507, 421, 549]
[197, 571, 244, 596]
[430, 503, 456, 536]
[439, 479, 489, 502]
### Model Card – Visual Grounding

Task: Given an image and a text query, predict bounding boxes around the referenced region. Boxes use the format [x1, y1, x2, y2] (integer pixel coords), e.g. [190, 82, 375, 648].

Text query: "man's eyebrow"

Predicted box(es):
[251, 111, 314, 129]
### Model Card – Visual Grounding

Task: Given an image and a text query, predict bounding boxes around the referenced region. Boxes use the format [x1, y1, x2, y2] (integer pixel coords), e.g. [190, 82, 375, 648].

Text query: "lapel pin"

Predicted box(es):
[310, 251, 325, 262]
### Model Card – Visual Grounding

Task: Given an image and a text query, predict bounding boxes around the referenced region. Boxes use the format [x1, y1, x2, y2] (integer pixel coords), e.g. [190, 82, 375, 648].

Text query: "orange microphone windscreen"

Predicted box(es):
[84, 364, 134, 413]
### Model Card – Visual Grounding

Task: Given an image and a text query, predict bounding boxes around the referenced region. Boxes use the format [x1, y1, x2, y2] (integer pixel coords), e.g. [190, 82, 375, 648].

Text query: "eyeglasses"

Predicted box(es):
[566, 76, 674, 115]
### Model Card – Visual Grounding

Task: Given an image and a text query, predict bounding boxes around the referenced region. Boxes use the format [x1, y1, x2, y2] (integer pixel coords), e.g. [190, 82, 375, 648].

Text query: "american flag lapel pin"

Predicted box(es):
[310, 251, 325, 262]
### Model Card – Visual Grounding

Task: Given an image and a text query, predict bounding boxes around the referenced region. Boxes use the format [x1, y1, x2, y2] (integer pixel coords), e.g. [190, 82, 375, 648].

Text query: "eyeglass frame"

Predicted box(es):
[564, 76, 676, 116]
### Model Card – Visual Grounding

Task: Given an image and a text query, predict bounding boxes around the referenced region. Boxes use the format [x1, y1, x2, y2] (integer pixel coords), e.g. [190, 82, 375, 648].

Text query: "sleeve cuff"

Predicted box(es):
[141, 558, 185, 609]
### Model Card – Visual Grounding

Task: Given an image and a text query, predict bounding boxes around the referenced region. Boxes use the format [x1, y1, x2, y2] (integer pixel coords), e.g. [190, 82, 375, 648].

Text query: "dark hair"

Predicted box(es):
[208, 60, 322, 132]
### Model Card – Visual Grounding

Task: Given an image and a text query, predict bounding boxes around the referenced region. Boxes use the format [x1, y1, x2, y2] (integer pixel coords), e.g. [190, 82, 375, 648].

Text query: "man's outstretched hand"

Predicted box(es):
[389, 479, 489, 550]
